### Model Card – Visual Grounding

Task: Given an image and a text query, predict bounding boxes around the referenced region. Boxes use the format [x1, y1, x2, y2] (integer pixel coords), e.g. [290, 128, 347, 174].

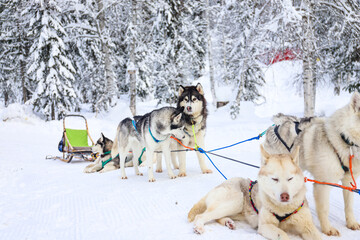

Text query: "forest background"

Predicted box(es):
[0, 0, 359, 120]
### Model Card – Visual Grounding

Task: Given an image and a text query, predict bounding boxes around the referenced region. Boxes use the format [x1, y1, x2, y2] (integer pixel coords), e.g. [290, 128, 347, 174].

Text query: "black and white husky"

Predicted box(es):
[111, 107, 186, 182]
[175, 83, 212, 176]
[84, 133, 133, 173]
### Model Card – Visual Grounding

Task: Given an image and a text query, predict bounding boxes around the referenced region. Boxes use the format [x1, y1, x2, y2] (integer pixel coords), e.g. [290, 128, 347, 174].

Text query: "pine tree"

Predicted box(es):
[0, 0, 31, 106]
[223, 0, 265, 119]
[26, 0, 78, 120]
[153, 0, 207, 104]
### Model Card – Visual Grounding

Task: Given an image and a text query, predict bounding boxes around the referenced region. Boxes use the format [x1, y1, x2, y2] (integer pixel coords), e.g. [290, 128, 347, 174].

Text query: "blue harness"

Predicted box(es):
[132, 119, 163, 143]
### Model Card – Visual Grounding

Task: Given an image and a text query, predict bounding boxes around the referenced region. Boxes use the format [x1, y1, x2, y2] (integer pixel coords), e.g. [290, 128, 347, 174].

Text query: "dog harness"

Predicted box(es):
[101, 151, 114, 168]
[272, 201, 305, 222]
[249, 180, 259, 214]
[328, 132, 359, 173]
[274, 125, 295, 152]
[341, 133, 359, 148]
[248, 180, 305, 222]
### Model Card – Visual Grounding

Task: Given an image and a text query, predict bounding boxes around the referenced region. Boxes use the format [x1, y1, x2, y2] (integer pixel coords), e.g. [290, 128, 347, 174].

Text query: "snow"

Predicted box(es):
[1, 61, 359, 240]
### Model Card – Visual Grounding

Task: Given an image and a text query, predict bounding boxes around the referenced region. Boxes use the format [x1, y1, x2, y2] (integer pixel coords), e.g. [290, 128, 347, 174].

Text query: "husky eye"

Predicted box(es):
[184, 97, 189, 102]
[192, 97, 197, 102]
[272, 178, 279, 182]
[288, 177, 293, 181]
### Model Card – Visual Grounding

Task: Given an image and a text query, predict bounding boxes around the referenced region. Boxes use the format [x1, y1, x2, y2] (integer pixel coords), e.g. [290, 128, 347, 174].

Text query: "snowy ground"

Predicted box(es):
[1, 61, 359, 240]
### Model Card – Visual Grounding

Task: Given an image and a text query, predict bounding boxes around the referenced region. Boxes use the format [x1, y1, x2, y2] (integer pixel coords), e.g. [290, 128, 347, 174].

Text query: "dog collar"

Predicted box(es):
[148, 125, 165, 143]
[274, 125, 294, 152]
[100, 151, 111, 158]
[132, 120, 139, 133]
[272, 201, 305, 222]
[249, 180, 259, 214]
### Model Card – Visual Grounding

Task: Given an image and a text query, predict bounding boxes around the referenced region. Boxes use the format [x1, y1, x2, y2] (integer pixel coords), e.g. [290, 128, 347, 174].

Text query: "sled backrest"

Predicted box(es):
[65, 128, 91, 147]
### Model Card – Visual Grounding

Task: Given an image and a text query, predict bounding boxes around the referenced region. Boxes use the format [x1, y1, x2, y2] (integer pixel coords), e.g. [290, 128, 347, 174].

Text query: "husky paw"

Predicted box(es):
[121, 176, 128, 180]
[136, 172, 143, 176]
[225, 219, 235, 230]
[347, 221, 360, 230]
[202, 169, 213, 174]
[156, 169, 163, 173]
[322, 226, 340, 236]
[194, 226, 204, 234]
[169, 175, 177, 179]
[178, 172, 187, 177]
[148, 178, 156, 182]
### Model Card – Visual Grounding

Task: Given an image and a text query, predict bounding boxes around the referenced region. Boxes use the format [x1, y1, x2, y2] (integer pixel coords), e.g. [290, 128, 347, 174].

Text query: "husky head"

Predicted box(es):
[258, 145, 305, 204]
[154, 107, 186, 140]
[92, 133, 113, 154]
[177, 83, 206, 118]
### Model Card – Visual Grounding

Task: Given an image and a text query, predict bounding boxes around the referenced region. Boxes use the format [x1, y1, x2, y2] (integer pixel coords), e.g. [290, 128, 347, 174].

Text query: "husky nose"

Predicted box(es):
[280, 192, 289, 202]
[187, 106, 192, 112]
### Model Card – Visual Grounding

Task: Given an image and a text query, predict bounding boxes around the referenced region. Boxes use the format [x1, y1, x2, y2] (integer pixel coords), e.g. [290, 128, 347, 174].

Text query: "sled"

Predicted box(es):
[47, 114, 95, 163]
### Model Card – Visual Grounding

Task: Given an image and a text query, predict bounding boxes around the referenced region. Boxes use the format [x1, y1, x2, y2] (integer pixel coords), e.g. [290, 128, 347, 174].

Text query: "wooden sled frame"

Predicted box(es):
[61, 114, 95, 163]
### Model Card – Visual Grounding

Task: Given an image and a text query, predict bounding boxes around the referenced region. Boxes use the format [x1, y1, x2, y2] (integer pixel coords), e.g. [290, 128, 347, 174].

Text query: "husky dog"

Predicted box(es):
[111, 107, 186, 182]
[188, 145, 322, 240]
[175, 83, 212, 177]
[263, 113, 318, 155]
[83, 133, 133, 173]
[294, 92, 360, 236]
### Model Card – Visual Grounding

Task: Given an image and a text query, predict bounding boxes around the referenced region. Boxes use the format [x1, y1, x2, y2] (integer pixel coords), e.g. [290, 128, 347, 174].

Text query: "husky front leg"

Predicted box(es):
[99, 162, 117, 173]
[195, 132, 212, 174]
[147, 148, 156, 182]
[258, 223, 290, 240]
[178, 150, 187, 177]
[119, 148, 128, 179]
[313, 184, 339, 236]
[162, 143, 176, 179]
[155, 152, 163, 173]
[342, 173, 360, 230]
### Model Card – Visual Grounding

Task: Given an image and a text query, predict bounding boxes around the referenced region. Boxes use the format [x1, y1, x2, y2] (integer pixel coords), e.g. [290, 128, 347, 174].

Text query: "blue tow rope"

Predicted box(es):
[198, 147, 228, 180]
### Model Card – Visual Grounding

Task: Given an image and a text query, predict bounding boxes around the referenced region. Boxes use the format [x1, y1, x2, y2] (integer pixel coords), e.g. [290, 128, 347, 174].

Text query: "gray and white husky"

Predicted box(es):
[174, 83, 212, 177]
[83, 133, 133, 173]
[111, 107, 186, 182]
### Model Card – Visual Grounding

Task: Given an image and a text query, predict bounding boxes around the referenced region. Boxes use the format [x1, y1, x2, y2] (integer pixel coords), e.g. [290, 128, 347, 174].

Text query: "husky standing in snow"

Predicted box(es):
[188, 145, 322, 240]
[292, 92, 360, 236]
[173, 83, 212, 177]
[83, 133, 134, 173]
[111, 107, 186, 182]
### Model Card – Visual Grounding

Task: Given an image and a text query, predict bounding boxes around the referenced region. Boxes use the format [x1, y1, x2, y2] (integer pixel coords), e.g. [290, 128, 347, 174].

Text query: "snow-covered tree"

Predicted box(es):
[26, 0, 78, 120]
[0, 0, 31, 105]
[221, 0, 266, 119]
[153, 0, 207, 104]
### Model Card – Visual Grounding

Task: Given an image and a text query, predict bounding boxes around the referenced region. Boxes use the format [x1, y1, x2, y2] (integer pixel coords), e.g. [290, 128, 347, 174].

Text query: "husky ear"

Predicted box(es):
[178, 85, 185, 96]
[173, 112, 182, 124]
[100, 132, 105, 140]
[260, 144, 270, 165]
[350, 91, 360, 113]
[291, 146, 300, 166]
[196, 83, 204, 95]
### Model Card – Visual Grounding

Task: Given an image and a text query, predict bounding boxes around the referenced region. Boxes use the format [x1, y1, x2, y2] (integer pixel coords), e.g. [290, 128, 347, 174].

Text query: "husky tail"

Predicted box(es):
[188, 197, 207, 222]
